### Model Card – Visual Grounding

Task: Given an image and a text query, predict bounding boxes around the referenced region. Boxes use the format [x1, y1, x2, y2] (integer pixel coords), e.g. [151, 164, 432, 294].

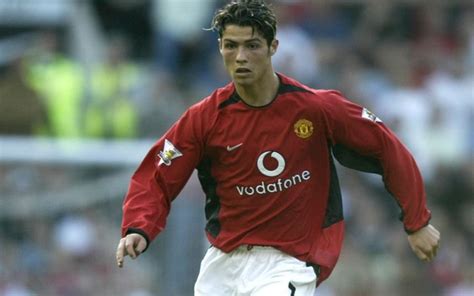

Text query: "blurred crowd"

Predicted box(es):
[0, 0, 473, 295]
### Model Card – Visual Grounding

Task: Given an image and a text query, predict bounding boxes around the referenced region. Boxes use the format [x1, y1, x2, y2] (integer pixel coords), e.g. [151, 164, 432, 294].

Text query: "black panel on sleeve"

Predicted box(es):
[333, 144, 383, 175]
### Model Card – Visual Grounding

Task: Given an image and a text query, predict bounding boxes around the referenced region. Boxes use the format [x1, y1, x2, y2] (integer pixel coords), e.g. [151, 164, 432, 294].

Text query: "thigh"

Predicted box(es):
[251, 280, 315, 296]
[251, 257, 316, 296]
[194, 247, 236, 296]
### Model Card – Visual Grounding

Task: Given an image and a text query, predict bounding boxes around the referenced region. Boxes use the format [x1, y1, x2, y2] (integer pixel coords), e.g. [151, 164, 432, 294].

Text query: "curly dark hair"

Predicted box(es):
[209, 0, 277, 46]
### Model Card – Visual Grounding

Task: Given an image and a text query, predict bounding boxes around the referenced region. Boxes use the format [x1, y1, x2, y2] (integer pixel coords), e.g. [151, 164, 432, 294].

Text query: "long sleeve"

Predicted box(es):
[121, 106, 207, 243]
[320, 90, 431, 233]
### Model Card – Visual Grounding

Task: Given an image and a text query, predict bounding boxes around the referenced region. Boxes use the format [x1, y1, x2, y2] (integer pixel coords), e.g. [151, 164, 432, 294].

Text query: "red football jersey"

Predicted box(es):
[121, 73, 431, 285]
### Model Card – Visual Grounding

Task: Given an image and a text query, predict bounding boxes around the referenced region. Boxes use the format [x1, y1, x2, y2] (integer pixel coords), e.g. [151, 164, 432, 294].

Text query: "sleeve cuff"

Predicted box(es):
[404, 219, 431, 235]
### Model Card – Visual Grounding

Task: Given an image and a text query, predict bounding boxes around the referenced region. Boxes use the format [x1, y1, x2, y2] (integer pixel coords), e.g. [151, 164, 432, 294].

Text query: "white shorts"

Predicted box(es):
[194, 245, 317, 296]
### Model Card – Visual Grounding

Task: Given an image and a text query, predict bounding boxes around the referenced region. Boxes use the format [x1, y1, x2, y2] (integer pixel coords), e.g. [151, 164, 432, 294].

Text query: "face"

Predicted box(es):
[219, 25, 278, 86]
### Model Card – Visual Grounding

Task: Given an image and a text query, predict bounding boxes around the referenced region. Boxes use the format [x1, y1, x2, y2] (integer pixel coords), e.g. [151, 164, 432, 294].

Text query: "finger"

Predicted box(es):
[428, 225, 440, 237]
[420, 245, 435, 261]
[135, 248, 142, 256]
[413, 247, 429, 261]
[135, 238, 147, 254]
[434, 237, 441, 257]
[427, 236, 441, 260]
[116, 238, 127, 268]
[433, 244, 439, 258]
[125, 236, 137, 259]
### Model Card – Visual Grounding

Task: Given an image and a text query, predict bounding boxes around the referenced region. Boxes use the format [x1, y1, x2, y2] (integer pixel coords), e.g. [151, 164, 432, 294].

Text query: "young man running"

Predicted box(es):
[116, 1, 440, 295]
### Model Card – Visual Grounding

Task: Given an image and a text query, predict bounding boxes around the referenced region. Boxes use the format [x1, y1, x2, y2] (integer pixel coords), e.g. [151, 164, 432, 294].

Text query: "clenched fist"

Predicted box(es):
[407, 224, 440, 262]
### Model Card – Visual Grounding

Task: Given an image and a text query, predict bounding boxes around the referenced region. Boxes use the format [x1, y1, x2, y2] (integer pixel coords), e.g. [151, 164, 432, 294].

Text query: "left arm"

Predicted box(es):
[320, 90, 440, 260]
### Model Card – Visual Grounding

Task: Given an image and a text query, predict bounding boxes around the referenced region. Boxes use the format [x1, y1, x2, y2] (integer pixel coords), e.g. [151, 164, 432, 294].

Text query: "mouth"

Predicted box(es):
[235, 68, 251, 74]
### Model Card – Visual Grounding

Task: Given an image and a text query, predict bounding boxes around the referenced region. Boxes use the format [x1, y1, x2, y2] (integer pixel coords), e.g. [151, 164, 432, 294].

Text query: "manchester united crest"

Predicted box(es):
[294, 119, 314, 139]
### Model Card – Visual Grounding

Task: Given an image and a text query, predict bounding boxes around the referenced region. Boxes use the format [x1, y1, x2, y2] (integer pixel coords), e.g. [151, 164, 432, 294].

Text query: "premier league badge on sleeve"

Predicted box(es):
[361, 108, 382, 123]
[158, 139, 183, 166]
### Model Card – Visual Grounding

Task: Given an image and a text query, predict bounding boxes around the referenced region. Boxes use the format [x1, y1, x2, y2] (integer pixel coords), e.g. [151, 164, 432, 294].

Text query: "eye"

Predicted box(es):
[224, 43, 236, 49]
[247, 43, 260, 50]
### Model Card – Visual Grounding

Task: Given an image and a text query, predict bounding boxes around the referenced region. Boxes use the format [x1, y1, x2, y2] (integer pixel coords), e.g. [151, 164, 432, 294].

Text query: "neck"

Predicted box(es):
[235, 71, 280, 107]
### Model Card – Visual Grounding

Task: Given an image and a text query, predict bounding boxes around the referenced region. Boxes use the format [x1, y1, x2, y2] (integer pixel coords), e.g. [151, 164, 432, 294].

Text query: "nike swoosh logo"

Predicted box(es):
[226, 143, 243, 151]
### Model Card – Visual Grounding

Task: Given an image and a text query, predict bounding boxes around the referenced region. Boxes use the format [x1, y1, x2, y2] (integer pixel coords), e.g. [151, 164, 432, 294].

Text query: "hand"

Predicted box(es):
[407, 224, 440, 262]
[116, 233, 148, 268]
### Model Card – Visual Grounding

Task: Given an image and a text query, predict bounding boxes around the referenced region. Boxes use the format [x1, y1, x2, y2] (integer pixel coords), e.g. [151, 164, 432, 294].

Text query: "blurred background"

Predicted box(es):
[0, 0, 472, 295]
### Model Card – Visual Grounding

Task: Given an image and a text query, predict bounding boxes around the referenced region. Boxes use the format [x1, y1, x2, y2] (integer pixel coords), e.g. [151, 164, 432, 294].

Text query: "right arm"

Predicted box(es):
[116, 106, 207, 267]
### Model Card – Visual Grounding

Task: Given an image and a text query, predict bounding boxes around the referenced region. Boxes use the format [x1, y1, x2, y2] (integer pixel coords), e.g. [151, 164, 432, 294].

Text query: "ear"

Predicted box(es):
[270, 39, 279, 56]
[218, 38, 223, 54]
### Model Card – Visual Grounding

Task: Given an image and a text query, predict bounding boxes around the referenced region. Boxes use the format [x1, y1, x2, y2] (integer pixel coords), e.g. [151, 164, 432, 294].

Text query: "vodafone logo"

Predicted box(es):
[257, 151, 286, 177]
[235, 150, 312, 197]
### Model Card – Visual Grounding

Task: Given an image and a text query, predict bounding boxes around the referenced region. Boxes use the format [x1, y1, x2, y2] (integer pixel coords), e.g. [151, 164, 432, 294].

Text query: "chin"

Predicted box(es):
[232, 75, 254, 86]
[233, 79, 253, 87]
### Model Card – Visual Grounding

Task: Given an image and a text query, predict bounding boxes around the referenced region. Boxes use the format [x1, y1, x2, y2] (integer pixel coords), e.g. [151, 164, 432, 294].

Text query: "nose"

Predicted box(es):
[236, 46, 247, 63]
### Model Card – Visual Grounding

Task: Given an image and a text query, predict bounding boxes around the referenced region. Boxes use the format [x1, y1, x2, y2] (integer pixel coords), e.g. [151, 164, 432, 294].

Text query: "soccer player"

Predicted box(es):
[116, 1, 441, 295]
